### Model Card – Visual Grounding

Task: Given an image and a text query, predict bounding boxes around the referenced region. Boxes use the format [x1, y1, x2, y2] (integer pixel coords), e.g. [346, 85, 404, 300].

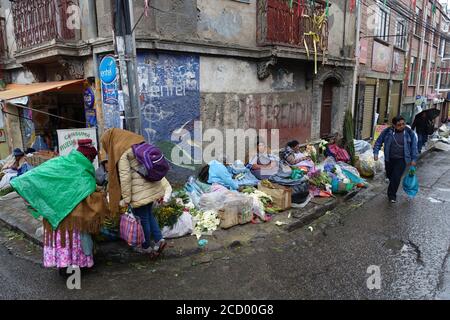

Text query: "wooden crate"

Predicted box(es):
[258, 182, 292, 210]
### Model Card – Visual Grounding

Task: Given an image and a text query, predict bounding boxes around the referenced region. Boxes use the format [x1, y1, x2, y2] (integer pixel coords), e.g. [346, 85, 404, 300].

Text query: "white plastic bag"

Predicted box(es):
[354, 139, 372, 155]
[162, 212, 194, 239]
[198, 191, 229, 211]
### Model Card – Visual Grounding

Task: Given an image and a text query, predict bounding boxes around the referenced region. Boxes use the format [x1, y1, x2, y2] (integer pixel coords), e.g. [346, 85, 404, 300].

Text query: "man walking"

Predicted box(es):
[411, 112, 432, 153]
[373, 116, 418, 203]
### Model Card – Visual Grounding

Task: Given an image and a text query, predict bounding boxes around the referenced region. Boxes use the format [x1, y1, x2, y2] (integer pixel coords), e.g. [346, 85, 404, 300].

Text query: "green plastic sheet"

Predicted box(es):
[10, 150, 96, 229]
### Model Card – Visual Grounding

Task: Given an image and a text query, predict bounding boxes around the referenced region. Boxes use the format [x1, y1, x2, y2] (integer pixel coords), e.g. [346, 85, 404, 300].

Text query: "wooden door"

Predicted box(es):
[320, 80, 333, 137]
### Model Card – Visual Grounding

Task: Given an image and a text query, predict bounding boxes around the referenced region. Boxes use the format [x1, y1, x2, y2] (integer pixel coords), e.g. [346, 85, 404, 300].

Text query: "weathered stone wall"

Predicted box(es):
[200, 56, 313, 148]
[197, 0, 256, 47]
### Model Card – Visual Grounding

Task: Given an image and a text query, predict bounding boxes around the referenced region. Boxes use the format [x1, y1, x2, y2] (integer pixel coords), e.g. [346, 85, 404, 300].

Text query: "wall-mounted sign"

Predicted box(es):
[372, 41, 391, 73]
[84, 87, 95, 109]
[57, 128, 98, 168]
[99, 55, 117, 84]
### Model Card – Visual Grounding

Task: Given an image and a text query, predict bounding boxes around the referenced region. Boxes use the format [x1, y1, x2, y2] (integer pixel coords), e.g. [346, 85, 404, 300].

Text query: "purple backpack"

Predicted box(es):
[131, 142, 170, 181]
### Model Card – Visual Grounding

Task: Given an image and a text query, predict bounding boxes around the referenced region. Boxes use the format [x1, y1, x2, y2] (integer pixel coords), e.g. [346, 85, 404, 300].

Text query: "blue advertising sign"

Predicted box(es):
[84, 87, 95, 109]
[99, 54, 121, 129]
[99, 56, 117, 84]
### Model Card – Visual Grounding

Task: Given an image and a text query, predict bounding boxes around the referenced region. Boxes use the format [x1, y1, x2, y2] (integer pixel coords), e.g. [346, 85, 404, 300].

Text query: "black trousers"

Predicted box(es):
[385, 159, 406, 200]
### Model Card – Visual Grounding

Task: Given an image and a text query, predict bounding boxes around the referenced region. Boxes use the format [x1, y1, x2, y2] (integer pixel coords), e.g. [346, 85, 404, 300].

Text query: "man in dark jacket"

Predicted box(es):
[411, 112, 432, 153]
[373, 116, 418, 203]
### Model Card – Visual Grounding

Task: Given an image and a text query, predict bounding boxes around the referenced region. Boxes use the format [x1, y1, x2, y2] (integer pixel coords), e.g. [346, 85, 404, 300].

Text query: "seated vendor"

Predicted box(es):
[248, 141, 279, 179]
[281, 140, 315, 168]
[2, 148, 26, 171]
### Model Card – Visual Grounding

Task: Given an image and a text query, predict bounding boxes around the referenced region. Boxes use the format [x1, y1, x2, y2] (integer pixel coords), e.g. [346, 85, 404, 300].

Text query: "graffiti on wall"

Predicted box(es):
[372, 41, 391, 73]
[137, 52, 200, 164]
[99, 55, 121, 129]
[203, 92, 312, 146]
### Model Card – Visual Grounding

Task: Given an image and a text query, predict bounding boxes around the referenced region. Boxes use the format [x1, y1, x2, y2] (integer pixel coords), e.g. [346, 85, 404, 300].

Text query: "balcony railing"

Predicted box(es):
[12, 0, 79, 51]
[257, 0, 328, 52]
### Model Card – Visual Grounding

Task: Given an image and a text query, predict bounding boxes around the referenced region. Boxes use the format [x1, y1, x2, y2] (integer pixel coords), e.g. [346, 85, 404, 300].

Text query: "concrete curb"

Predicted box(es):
[0, 189, 363, 264]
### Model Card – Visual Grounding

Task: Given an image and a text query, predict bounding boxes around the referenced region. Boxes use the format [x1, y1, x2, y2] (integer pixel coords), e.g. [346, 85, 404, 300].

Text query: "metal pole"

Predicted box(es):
[125, 0, 142, 135]
[114, 0, 140, 134]
[351, 0, 361, 117]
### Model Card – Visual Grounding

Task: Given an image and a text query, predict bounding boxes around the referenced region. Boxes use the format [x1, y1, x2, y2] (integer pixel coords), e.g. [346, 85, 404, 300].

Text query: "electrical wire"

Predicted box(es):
[1, 101, 90, 126]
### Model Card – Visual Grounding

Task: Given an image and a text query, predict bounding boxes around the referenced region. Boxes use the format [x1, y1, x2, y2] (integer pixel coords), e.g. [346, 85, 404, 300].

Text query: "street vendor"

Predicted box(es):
[281, 140, 315, 169]
[0, 149, 29, 190]
[248, 141, 279, 179]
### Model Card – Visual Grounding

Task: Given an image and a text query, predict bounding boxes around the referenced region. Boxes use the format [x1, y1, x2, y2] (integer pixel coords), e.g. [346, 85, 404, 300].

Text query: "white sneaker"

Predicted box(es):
[133, 246, 154, 254]
[153, 239, 167, 253]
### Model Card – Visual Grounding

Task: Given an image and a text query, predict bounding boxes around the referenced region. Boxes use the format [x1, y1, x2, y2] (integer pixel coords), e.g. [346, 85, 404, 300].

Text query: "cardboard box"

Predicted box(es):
[218, 198, 253, 229]
[258, 182, 292, 210]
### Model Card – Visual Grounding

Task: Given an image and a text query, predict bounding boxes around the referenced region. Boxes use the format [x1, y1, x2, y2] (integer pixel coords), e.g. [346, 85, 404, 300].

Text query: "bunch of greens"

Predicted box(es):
[154, 199, 185, 229]
[308, 170, 332, 189]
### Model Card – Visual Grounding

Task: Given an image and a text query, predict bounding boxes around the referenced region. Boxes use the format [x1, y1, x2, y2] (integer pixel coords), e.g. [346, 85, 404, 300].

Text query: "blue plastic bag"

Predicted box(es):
[342, 169, 367, 186]
[403, 166, 419, 198]
[208, 160, 238, 190]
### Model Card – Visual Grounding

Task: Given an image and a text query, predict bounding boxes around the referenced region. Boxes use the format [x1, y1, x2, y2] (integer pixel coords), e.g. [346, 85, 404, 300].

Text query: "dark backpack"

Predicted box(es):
[131, 142, 170, 182]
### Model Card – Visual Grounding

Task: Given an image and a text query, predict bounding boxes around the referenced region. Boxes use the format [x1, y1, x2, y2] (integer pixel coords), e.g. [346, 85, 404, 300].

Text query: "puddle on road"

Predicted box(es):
[383, 239, 404, 252]
[383, 238, 424, 265]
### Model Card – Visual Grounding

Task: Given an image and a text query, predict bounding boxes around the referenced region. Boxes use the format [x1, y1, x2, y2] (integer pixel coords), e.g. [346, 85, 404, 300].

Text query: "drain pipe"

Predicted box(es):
[351, 0, 361, 116]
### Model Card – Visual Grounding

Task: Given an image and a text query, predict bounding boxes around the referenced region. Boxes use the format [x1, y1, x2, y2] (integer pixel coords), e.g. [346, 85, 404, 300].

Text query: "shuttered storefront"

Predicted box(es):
[389, 81, 401, 122]
[362, 84, 376, 139]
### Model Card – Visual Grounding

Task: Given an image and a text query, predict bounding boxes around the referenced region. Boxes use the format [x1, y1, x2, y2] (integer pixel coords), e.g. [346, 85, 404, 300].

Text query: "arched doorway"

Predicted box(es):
[320, 78, 340, 137]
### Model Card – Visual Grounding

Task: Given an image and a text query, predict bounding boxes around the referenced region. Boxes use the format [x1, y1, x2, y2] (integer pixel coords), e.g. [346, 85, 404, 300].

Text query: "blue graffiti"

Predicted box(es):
[137, 52, 200, 146]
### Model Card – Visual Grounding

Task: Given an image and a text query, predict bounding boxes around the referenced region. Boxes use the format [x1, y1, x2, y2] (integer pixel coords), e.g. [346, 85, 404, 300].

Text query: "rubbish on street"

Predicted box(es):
[428, 197, 443, 203]
[198, 239, 208, 247]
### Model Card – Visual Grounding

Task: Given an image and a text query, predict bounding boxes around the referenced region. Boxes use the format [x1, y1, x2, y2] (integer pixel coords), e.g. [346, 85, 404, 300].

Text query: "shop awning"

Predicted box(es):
[0, 80, 85, 101]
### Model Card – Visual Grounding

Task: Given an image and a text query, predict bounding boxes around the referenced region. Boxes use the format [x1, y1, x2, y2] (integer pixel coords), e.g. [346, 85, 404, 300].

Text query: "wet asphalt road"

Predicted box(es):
[1, 150, 450, 300]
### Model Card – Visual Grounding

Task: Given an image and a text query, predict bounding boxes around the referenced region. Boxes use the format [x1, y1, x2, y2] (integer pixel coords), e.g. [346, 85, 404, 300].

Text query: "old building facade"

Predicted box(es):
[0, 0, 357, 179]
[355, 0, 449, 140]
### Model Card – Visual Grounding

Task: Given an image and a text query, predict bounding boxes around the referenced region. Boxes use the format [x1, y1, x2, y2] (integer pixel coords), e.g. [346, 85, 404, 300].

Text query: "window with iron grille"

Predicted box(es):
[414, 8, 422, 36]
[430, 62, 435, 87]
[395, 20, 406, 49]
[425, 16, 431, 42]
[376, 6, 389, 42]
[409, 57, 417, 86]
[420, 60, 426, 85]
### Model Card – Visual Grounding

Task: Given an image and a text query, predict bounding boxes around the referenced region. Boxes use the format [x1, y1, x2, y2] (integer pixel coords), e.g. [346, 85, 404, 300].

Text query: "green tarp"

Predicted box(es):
[10, 150, 96, 229]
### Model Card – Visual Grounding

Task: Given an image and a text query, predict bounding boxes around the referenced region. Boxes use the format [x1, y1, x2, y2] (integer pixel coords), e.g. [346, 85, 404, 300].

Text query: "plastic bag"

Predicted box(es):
[403, 167, 419, 198]
[208, 160, 238, 190]
[198, 190, 229, 211]
[291, 181, 310, 203]
[337, 162, 361, 178]
[354, 139, 372, 155]
[357, 150, 384, 177]
[342, 169, 367, 186]
[162, 212, 194, 239]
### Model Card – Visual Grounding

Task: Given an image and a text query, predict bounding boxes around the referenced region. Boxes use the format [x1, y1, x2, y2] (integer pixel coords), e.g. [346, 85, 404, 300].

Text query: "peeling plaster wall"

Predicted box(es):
[96, 0, 114, 39]
[133, 0, 197, 40]
[197, 0, 255, 47]
[200, 56, 314, 146]
[327, 0, 356, 58]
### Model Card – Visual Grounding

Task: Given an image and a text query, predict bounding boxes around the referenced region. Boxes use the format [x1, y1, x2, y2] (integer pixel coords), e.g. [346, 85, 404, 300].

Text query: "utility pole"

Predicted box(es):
[114, 0, 141, 134]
